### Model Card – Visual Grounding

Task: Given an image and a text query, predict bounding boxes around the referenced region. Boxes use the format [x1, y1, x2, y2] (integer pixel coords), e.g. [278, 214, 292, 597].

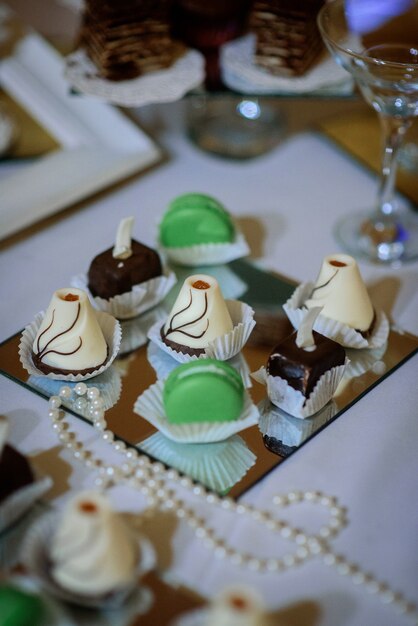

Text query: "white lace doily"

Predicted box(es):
[64, 48, 205, 107]
[221, 34, 353, 96]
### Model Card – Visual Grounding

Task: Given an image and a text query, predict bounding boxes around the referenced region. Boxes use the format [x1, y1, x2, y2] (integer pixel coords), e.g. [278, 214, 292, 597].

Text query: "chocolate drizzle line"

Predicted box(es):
[35, 303, 83, 364]
[310, 269, 338, 297]
[165, 289, 209, 339]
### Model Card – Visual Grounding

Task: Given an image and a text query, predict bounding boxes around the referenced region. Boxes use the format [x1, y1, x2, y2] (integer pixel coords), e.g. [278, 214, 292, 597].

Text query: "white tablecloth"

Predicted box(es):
[1, 100, 417, 626]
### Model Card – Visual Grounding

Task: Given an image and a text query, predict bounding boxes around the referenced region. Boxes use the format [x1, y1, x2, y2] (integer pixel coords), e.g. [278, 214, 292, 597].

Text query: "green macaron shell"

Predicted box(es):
[0, 585, 44, 626]
[160, 193, 235, 248]
[163, 359, 244, 424]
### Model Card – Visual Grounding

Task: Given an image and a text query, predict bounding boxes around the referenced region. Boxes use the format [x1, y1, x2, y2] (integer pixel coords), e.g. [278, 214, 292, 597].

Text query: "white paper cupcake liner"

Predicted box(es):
[134, 379, 259, 443]
[0, 472, 52, 534]
[22, 510, 155, 610]
[139, 432, 256, 494]
[19, 310, 121, 382]
[343, 343, 388, 381]
[147, 299, 255, 363]
[283, 282, 390, 349]
[71, 268, 176, 320]
[146, 342, 252, 388]
[28, 365, 122, 417]
[159, 230, 250, 267]
[120, 305, 168, 355]
[64, 47, 205, 108]
[258, 396, 338, 448]
[252, 359, 348, 419]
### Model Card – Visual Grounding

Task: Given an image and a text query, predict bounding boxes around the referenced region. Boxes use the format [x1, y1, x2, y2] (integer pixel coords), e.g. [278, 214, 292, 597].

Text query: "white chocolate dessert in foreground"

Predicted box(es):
[51, 491, 137, 596]
[304, 254, 374, 332]
[206, 585, 269, 626]
[32, 288, 108, 374]
[162, 274, 233, 353]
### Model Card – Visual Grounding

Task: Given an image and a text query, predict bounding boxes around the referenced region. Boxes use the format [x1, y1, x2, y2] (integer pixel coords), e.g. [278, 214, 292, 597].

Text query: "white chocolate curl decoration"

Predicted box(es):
[296, 306, 323, 351]
[112, 216, 134, 260]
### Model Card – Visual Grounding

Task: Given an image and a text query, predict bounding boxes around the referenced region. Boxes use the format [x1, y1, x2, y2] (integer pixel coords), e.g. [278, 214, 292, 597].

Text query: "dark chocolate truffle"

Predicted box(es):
[88, 239, 162, 299]
[267, 330, 345, 399]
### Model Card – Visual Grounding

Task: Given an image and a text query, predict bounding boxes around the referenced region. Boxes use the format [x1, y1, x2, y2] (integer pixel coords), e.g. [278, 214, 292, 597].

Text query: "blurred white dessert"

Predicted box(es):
[162, 274, 233, 354]
[32, 288, 108, 374]
[206, 585, 269, 626]
[51, 491, 137, 596]
[304, 253, 374, 332]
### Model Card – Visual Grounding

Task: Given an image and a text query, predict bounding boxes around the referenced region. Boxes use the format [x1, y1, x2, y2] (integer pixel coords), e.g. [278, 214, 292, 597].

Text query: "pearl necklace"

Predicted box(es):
[48, 383, 418, 624]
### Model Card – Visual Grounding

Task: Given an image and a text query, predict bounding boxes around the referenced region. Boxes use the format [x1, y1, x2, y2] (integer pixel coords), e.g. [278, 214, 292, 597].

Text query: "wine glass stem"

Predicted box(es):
[376, 114, 411, 218]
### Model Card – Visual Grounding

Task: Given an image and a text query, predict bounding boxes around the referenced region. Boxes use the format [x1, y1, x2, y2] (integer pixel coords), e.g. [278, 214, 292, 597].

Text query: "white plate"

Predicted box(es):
[0, 32, 161, 240]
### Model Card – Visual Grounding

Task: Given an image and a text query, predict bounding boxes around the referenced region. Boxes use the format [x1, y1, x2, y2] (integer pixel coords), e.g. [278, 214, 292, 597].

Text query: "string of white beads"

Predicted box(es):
[47, 388, 418, 625]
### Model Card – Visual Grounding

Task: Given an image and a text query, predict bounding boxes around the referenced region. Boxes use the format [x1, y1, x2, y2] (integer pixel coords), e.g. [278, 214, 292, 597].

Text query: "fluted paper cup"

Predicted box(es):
[147, 342, 252, 388]
[252, 360, 348, 419]
[159, 230, 249, 267]
[72, 268, 176, 320]
[134, 379, 259, 443]
[19, 311, 121, 382]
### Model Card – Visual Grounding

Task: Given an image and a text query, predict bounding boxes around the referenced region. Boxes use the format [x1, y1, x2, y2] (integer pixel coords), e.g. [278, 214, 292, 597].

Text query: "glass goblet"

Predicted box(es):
[318, 0, 418, 263]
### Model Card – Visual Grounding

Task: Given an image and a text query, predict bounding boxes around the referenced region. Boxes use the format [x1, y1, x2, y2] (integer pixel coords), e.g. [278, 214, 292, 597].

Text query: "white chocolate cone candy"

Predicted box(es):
[207, 585, 268, 626]
[32, 288, 108, 373]
[304, 254, 374, 332]
[51, 491, 137, 596]
[0, 416, 9, 457]
[162, 274, 233, 350]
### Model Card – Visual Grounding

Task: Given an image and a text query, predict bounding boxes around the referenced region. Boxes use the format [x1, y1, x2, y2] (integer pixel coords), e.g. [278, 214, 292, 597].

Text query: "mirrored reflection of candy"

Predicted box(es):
[28, 366, 122, 419]
[147, 342, 252, 388]
[258, 397, 338, 458]
[284, 254, 389, 349]
[139, 432, 256, 494]
[119, 305, 168, 355]
[172, 583, 271, 626]
[23, 492, 155, 610]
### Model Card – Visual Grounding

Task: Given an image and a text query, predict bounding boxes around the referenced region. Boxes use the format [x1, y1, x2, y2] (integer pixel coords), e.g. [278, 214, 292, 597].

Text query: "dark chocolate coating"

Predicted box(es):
[263, 435, 296, 458]
[31, 349, 108, 376]
[0, 445, 34, 503]
[160, 326, 205, 356]
[88, 240, 162, 299]
[267, 330, 345, 399]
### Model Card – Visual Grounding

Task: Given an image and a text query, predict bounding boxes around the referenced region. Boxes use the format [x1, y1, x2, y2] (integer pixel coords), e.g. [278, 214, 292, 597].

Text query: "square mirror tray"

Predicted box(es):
[1, 259, 417, 499]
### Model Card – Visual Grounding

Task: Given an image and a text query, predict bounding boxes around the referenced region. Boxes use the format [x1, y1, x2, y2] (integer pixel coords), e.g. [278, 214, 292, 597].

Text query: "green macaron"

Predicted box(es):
[159, 193, 235, 248]
[0, 585, 44, 626]
[163, 359, 245, 424]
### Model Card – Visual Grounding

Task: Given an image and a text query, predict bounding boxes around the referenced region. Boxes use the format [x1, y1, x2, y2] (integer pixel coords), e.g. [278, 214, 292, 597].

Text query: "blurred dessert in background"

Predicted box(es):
[250, 0, 325, 76]
[79, 0, 186, 81]
[171, 0, 252, 89]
